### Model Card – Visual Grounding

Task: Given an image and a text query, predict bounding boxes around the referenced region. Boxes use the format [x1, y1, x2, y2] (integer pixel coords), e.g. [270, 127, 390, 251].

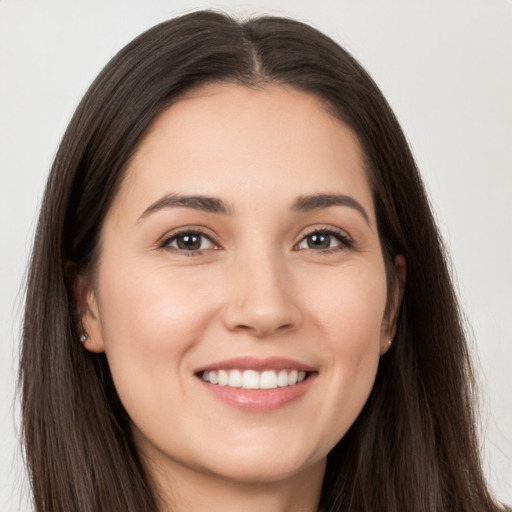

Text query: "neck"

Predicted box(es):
[144, 454, 325, 512]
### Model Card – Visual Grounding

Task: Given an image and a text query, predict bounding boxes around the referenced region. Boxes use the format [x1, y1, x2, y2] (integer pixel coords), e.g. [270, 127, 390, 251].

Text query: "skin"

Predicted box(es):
[79, 83, 405, 512]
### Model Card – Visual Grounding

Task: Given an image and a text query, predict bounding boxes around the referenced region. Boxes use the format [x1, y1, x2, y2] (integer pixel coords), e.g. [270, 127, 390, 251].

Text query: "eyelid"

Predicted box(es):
[158, 226, 222, 252]
[294, 225, 354, 251]
[156, 224, 354, 254]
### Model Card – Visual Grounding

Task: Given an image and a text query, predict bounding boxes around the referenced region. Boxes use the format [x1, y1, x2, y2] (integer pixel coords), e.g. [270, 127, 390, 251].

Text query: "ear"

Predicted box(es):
[380, 254, 406, 356]
[69, 266, 105, 354]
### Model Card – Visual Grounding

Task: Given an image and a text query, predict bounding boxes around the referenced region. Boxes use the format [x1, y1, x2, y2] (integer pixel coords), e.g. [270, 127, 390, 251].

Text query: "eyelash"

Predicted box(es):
[296, 227, 353, 253]
[159, 228, 220, 257]
[159, 226, 353, 256]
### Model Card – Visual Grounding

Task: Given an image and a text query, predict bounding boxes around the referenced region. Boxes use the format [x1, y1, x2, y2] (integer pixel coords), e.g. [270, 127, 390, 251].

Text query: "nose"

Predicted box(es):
[221, 251, 302, 338]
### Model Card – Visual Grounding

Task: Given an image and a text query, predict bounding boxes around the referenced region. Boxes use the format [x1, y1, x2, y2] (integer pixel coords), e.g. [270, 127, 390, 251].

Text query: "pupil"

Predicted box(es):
[308, 233, 330, 249]
[178, 234, 201, 250]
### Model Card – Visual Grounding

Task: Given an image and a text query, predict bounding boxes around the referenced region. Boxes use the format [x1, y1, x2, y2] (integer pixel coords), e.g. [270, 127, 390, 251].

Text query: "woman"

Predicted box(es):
[20, 10, 504, 512]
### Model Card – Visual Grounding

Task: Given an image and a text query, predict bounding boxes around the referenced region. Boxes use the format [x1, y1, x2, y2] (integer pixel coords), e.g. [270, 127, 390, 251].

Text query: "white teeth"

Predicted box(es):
[228, 369, 242, 387]
[260, 370, 277, 389]
[218, 370, 228, 386]
[201, 369, 309, 389]
[242, 370, 259, 389]
[277, 369, 289, 387]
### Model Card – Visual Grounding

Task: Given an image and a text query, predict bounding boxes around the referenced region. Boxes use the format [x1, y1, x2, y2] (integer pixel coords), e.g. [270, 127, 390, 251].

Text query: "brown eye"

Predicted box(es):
[165, 232, 214, 251]
[297, 230, 351, 251]
[304, 233, 332, 249]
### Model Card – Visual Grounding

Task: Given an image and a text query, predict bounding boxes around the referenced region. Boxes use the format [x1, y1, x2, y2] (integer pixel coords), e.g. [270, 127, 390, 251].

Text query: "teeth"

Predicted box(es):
[218, 370, 228, 386]
[242, 370, 259, 389]
[228, 369, 242, 388]
[201, 369, 309, 389]
[260, 370, 277, 389]
[277, 369, 289, 387]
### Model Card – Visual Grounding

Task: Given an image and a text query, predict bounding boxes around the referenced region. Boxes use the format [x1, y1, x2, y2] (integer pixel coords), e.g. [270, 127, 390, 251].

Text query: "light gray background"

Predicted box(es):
[1, 1, 511, 510]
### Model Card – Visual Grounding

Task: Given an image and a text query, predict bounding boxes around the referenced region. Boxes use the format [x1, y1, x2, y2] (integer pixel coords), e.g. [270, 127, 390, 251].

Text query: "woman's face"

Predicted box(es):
[81, 84, 401, 487]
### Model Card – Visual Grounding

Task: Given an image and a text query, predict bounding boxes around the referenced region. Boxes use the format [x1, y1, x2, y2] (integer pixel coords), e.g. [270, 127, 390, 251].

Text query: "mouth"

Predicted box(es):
[195, 357, 317, 411]
[199, 368, 309, 389]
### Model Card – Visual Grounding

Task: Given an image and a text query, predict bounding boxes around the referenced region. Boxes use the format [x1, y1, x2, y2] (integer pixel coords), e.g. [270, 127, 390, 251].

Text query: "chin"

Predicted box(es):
[194, 438, 326, 484]
[202, 455, 321, 485]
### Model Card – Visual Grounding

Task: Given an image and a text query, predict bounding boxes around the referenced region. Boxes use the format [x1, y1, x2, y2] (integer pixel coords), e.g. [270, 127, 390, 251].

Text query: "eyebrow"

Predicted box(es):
[291, 193, 370, 225]
[138, 192, 370, 225]
[138, 193, 233, 221]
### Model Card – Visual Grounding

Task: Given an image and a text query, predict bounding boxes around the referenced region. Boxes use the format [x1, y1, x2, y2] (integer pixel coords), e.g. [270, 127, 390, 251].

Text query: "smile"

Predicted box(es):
[201, 369, 308, 389]
[196, 358, 317, 411]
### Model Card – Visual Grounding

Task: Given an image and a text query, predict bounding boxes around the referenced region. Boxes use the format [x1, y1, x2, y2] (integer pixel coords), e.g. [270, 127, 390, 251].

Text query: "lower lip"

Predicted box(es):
[198, 374, 316, 412]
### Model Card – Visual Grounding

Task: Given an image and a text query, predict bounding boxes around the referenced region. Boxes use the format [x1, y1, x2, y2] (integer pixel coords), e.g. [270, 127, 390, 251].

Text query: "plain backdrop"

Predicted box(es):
[1, 1, 511, 510]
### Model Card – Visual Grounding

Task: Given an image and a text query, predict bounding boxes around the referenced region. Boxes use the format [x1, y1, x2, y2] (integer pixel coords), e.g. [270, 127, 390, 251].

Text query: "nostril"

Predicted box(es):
[220, 284, 303, 336]
[229, 322, 295, 337]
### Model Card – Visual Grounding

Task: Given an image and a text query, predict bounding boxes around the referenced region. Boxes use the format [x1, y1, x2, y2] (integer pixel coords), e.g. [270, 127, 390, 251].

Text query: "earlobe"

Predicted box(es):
[380, 338, 393, 357]
[380, 254, 407, 355]
[71, 269, 105, 354]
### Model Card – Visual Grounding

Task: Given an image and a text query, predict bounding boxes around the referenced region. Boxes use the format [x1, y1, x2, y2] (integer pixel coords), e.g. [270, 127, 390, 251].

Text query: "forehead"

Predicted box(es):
[113, 83, 374, 222]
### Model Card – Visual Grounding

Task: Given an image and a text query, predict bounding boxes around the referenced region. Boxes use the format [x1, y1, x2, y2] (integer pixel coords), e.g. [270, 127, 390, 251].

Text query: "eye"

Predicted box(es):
[296, 229, 351, 251]
[162, 231, 216, 252]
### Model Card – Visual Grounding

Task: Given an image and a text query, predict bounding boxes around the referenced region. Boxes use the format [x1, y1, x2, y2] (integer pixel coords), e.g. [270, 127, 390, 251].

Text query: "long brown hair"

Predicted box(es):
[20, 10, 501, 512]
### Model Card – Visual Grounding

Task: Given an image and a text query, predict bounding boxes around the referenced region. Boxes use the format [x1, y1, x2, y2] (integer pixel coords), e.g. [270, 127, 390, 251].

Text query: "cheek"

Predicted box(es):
[309, 260, 388, 347]
[327, 265, 387, 376]
[95, 262, 218, 411]
[98, 260, 216, 346]
[303, 264, 387, 449]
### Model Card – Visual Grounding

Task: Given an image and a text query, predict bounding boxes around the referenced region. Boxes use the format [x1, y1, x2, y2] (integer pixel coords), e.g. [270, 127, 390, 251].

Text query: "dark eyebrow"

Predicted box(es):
[292, 193, 370, 225]
[138, 192, 370, 225]
[138, 193, 233, 221]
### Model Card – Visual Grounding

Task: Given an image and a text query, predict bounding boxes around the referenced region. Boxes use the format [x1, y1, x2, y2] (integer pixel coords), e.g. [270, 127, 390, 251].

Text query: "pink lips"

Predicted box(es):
[197, 356, 316, 373]
[196, 357, 317, 412]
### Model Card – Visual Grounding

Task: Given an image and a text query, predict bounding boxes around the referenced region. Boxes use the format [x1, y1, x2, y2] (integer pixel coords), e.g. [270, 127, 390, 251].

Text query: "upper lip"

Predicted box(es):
[195, 357, 316, 374]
